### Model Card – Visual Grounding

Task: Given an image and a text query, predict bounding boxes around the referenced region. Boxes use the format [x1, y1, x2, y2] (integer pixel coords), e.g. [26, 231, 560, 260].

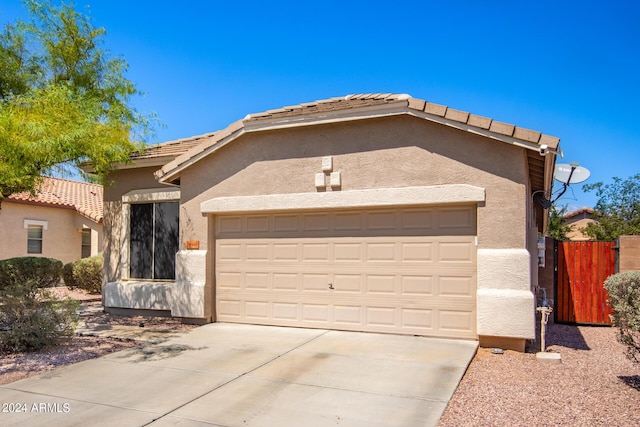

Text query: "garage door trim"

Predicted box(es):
[201, 185, 485, 214]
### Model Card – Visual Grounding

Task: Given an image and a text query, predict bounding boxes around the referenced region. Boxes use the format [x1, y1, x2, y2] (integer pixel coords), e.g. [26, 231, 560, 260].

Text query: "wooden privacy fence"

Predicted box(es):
[556, 240, 617, 325]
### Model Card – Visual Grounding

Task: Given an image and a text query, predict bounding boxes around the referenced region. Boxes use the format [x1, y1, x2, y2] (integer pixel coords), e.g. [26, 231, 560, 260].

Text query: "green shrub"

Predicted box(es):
[62, 262, 76, 288]
[0, 257, 62, 290]
[0, 281, 79, 353]
[62, 254, 103, 294]
[604, 271, 640, 364]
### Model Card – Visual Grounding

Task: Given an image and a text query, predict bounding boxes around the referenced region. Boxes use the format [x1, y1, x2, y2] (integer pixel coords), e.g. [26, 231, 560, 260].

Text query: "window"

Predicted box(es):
[129, 202, 179, 280]
[27, 225, 43, 254]
[81, 229, 92, 258]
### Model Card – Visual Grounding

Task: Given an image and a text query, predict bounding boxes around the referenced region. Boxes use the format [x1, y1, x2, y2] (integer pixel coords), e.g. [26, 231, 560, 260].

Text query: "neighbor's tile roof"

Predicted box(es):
[564, 206, 595, 219]
[5, 177, 103, 223]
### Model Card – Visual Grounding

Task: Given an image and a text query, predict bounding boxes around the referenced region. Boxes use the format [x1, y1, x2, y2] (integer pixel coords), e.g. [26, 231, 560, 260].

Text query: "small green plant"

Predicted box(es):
[0, 257, 62, 290]
[604, 271, 640, 364]
[62, 254, 103, 294]
[0, 281, 79, 353]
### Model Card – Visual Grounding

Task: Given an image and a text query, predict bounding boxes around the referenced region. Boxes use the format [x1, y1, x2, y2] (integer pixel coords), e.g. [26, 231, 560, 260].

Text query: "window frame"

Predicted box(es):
[81, 228, 92, 258]
[23, 219, 48, 255]
[120, 188, 181, 282]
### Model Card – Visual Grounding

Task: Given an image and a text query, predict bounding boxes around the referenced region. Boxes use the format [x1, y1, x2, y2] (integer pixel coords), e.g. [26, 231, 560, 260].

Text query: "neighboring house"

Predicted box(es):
[564, 207, 595, 241]
[0, 177, 103, 265]
[100, 93, 559, 352]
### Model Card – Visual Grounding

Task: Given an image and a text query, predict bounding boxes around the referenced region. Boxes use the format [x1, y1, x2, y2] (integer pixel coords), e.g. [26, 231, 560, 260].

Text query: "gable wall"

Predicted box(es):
[179, 115, 529, 251]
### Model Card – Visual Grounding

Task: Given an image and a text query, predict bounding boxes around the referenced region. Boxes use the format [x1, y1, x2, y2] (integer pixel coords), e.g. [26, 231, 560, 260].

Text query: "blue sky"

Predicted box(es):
[2, 1, 639, 209]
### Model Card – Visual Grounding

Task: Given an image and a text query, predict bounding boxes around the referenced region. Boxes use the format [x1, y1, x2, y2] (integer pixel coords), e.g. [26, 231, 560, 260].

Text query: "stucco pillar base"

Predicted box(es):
[477, 249, 535, 340]
[103, 281, 172, 311]
[479, 336, 526, 352]
[171, 250, 207, 319]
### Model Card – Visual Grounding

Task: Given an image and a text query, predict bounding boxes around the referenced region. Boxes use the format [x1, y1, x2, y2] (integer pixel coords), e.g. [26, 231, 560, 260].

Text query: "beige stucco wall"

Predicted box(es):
[0, 202, 103, 265]
[180, 115, 528, 251]
[619, 235, 640, 273]
[102, 114, 539, 343]
[566, 218, 596, 241]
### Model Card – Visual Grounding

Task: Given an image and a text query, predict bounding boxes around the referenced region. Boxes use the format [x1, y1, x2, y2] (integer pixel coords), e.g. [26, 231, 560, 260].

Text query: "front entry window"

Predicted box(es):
[130, 202, 179, 280]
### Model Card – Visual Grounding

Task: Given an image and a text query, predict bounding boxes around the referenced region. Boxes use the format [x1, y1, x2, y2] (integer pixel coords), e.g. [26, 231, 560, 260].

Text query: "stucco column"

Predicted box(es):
[477, 248, 535, 340]
[171, 249, 207, 318]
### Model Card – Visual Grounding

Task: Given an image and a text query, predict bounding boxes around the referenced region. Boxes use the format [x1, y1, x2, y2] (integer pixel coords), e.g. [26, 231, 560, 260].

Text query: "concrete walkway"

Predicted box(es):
[0, 324, 477, 426]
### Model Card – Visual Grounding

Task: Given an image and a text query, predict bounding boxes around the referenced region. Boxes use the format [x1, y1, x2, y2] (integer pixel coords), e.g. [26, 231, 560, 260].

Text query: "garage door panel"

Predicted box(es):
[302, 304, 330, 323]
[367, 210, 397, 230]
[438, 243, 476, 265]
[218, 272, 241, 289]
[401, 276, 434, 296]
[273, 273, 298, 291]
[245, 301, 269, 320]
[218, 243, 242, 261]
[302, 274, 331, 291]
[215, 207, 477, 339]
[273, 302, 297, 320]
[366, 307, 396, 327]
[439, 310, 475, 332]
[366, 275, 397, 294]
[334, 243, 362, 261]
[273, 243, 298, 261]
[439, 276, 475, 297]
[334, 305, 362, 325]
[401, 242, 434, 262]
[246, 215, 270, 233]
[401, 308, 434, 330]
[333, 274, 361, 293]
[366, 243, 397, 262]
[302, 243, 330, 261]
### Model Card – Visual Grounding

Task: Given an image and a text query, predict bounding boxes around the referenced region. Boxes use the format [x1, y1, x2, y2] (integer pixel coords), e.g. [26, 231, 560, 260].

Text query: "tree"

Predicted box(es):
[545, 204, 572, 240]
[582, 174, 640, 240]
[0, 0, 150, 203]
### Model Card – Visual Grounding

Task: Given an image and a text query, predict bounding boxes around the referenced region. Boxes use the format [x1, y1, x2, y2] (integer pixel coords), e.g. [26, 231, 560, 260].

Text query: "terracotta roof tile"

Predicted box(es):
[154, 93, 561, 188]
[244, 94, 408, 122]
[130, 133, 216, 160]
[5, 177, 103, 223]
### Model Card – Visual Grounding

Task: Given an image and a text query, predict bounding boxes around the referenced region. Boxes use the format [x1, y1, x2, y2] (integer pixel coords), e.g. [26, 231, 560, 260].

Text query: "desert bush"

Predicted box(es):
[604, 271, 640, 364]
[0, 281, 79, 353]
[0, 257, 62, 290]
[62, 254, 103, 294]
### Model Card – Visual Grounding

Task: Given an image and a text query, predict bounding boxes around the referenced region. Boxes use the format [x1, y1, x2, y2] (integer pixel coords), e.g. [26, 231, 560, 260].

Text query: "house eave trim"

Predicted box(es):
[201, 185, 485, 214]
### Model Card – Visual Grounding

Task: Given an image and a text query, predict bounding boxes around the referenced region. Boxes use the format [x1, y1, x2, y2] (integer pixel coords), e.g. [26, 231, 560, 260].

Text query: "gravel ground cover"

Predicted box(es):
[2, 288, 639, 426]
[0, 288, 196, 385]
[439, 322, 640, 426]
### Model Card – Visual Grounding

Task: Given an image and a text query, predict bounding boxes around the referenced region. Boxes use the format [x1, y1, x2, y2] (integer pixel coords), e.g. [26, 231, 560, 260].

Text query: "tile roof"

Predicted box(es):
[245, 93, 560, 147]
[155, 93, 560, 188]
[5, 177, 103, 223]
[564, 206, 594, 219]
[130, 133, 216, 160]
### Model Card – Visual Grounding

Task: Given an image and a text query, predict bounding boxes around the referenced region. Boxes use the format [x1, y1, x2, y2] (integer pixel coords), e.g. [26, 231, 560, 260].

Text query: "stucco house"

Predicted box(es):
[0, 177, 103, 264]
[101, 93, 559, 351]
[564, 207, 596, 241]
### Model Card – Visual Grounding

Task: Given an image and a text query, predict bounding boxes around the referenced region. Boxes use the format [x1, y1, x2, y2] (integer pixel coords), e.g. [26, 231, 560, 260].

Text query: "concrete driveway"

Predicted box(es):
[0, 324, 477, 426]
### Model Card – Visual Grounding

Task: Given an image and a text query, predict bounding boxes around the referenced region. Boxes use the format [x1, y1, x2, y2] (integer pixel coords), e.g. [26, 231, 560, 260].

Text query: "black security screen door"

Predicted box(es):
[130, 202, 179, 280]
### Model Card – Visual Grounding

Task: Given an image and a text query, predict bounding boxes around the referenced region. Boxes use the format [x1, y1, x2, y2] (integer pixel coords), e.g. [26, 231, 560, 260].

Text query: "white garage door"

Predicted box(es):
[215, 206, 477, 339]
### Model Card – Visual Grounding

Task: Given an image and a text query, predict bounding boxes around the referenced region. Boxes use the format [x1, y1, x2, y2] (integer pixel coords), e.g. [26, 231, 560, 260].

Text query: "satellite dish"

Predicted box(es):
[554, 163, 591, 184]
